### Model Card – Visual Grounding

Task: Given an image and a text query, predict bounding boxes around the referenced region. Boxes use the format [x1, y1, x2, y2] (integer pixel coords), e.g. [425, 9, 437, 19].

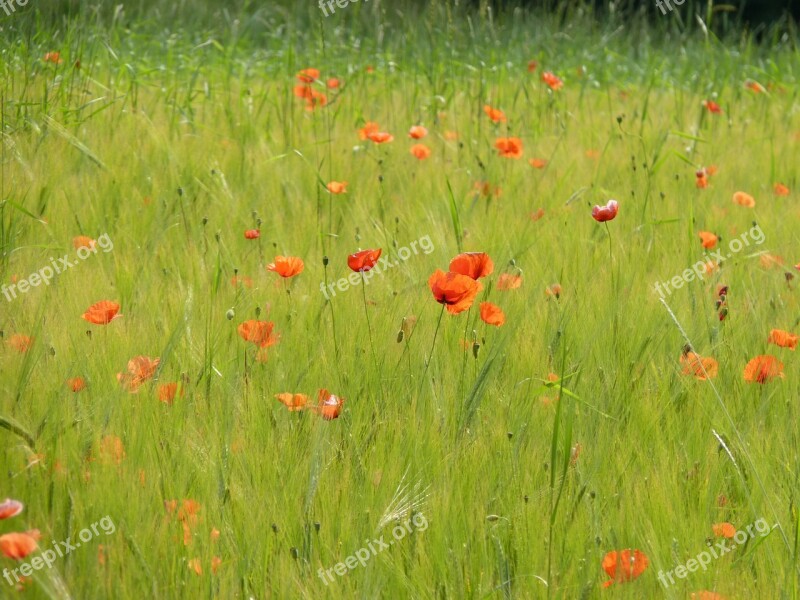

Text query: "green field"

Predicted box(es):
[1, 2, 799, 598]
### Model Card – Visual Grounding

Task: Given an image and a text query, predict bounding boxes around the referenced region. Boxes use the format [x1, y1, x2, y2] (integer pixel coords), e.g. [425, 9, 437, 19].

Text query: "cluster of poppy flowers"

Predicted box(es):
[428, 252, 506, 325]
[292, 68, 340, 111]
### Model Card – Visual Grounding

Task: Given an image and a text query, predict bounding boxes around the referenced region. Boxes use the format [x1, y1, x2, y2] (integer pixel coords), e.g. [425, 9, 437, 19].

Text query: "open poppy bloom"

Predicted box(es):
[326, 181, 347, 194]
[267, 256, 304, 278]
[296, 68, 320, 83]
[348, 249, 382, 272]
[680, 350, 719, 380]
[428, 270, 482, 314]
[698, 231, 718, 249]
[358, 122, 380, 140]
[732, 191, 755, 207]
[494, 137, 523, 159]
[314, 389, 344, 420]
[712, 522, 736, 538]
[601, 549, 648, 588]
[479, 302, 505, 327]
[244, 229, 260, 239]
[541, 71, 563, 90]
[366, 131, 394, 144]
[743, 355, 784, 383]
[774, 183, 790, 196]
[497, 274, 522, 290]
[768, 329, 798, 350]
[696, 170, 709, 189]
[82, 300, 122, 324]
[745, 79, 766, 93]
[158, 382, 184, 404]
[410, 144, 431, 159]
[238, 320, 279, 349]
[43, 52, 62, 64]
[67, 377, 86, 392]
[591, 199, 619, 222]
[326, 78, 340, 89]
[0, 499, 23, 520]
[545, 283, 562, 298]
[529, 158, 547, 169]
[73, 235, 96, 249]
[275, 393, 309, 412]
[117, 356, 160, 392]
[408, 125, 428, 139]
[527, 60, 538, 72]
[7, 334, 33, 353]
[0, 533, 37, 560]
[691, 592, 727, 600]
[483, 105, 506, 123]
[449, 252, 494, 280]
[702, 100, 722, 114]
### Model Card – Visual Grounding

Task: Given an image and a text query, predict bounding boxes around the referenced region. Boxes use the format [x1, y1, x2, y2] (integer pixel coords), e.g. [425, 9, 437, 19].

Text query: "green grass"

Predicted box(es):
[1, 2, 800, 598]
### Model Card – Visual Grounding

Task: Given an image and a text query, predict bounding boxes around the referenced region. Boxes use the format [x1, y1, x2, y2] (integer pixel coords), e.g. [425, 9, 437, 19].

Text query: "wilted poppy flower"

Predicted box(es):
[348, 249, 382, 272]
[326, 78, 340, 89]
[483, 105, 506, 123]
[244, 229, 260, 239]
[67, 377, 86, 392]
[774, 183, 790, 196]
[541, 71, 563, 91]
[7, 334, 33, 353]
[358, 121, 380, 140]
[410, 144, 431, 160]
[680, 350, 719, 380]
[326, 181, 348, 194]
[117, 355, 160, 392]
[479, 302, 505, 327]
[743, 355, 784, 383]
[366, 131, 394, 144]
[591, 199, 619, 222]
[296, 68, 320, 83]
[449, 252, 494, 280]
[315, 389, 344, 420]
[497, 274, 522, 290]
[699, 231, 718, 249]
[428, 269, 482, 315]
[712, 522, 736, 538]
[0, 499, 23, 520]
[82, 300, 121, 325]
[732, 191, 755, 207]
[267, 256, 304, 278]
[495, 137, 523, 159]
[601, 549, 648, 588]
[43, 52, 62, 64]
[158, 382, 183, 404]
[702, 100, 722, 114]
[73, 235, 96, 249]
[274, 393, 309, 412]
[529, 158, 547, 169]
[768, 329, 798, 350]
[0, 533, 37, 560]
[408, 125, 428, 139]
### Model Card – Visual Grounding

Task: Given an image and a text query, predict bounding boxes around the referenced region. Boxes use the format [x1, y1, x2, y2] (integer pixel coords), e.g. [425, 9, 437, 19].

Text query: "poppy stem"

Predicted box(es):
[361, 272, 380, 376]
[420, 305, 446, 390]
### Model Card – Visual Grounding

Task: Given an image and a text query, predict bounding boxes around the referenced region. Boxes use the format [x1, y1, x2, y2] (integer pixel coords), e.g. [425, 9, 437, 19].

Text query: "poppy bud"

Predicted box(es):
[506, 432, 513, 440]
[396, 329, 404, 343]
[215, 231, 221, 242]
[322, 256, 329, 266]
[86, 330, 92, 339]
[523, 495, 529, 503]
[202, 216, 208, 225]
[226, 309, 235, 321]
[255, 307, 261, 317]
[472, 342, 480, 359]
[177, 187, 183, 196]
[314, 522, 321, 532]
[271, 524, 279, 533]
[290, 547, 299, 559]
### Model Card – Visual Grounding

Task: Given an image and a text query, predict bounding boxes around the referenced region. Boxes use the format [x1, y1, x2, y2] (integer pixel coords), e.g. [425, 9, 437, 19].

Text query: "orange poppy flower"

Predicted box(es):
[691, 592, 727, 600]
[494, 137, 523, 159]
[449, 252, 494, 280]
[296, 68, 320, 83]
[530, 208, 545, 221]
[244, 229, 260, 239]
[267, 256, 304, 278]
[541, 71, 563, 91]
[326, 181, 348, 194]
[712, 522, 736, 538]
[237, 320, 279, 348]
[732, 191, 755, 207]
[706, 165, 718, 176]
[591, 199, 619, 222]
[231, 275, 253, 288]
[699, 231, 718, 249]
[768, 329, 798, 350]
[408, 125, 428, 139]
[745, 80, 765, 94]
[529, 158, 547, 169]
[696, 172, 709, 189]
[158, 382, 183, 404]
[67, 377, 86, 392]
[326, 78, 340, 89]
[527, 60, 538, 72]
[43, 52, 62, 64]
[73, 235, 96, 249]
[8, 334, 33, 353]
[304, 90, 327, 111]
[366, 131, 394, 144]
[0, 533, 37, 560]
[497, 274, 522, 290]
[348, 249, 382, 272]
[545, 283, 562, 298]
[292, 84, 313, 99]
[428, 270, 482, 315]
[760, 254, 784, 269]
[680, 351, 719, 380]
[601, 549, 648, 588]
[743, 355, 784, 383]
[315, 389, 344, 420]
[212, 556, 222, 574]
[0, 499, 23, 520]
[410, 144, 431, 160]
[479, 302, 505, 327]
[274, 393, 309, 412]
[483, 105, 507, 123]
[774, 183, 790, 196]
[702, 100, 722, 114]
[82, 300, 122, 325]
[117, 355, 160, 392]
[358, 121, 380, 140]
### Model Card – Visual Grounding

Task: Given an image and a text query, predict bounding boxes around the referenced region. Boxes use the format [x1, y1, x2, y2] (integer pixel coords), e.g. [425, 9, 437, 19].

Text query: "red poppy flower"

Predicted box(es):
[702, 100, 722, 114]
[267, 256, 304, 278]
[314, 389, 344, 420]
[449, 252, 494, 280]
[43, 52, 62, 64]
[326, 78, 340, 89]
[408, 125, 428, 139]
[601, 549, 648, 588]
[158, 382, 183, 404]
[73, 235, 96, 249]
[410, 144, 431, 159]
[698, 231, 718, 249]
[712, 522, 736, 538]
[244, 229, 260, 239]
[541, 71, 563, 90]
[428, 270, 482, 315]
[774, 183, 790, 196]
[494, 137, 523, 159]
[274, 393, 309, 412]
[732, 191, 755, 207]
[527, 60, 538, 72]
[366, 131, 394, 144]
[591, 199, 619, 222]
[348, 249, 382, 272]
[358, 122, 380, 140]
[691, 592, 727, 600]
[529, 158, 547, 169]
[0, 533, 37, 560]
[237, 320, 279, 348]
[743, 355, 784, 383]
[296, 68, 320, 83]
[82, 300, 121, 325]
[479, 302, 505, 327]
[497, 274, 522, 290]
[326, 181, 347, 194]
[8, 334, 33, 353]
[680, 351, 718, 380]
[0, 499, 23, 520]
[483, 105, 506, 123]
[67, 377, 86, 392]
